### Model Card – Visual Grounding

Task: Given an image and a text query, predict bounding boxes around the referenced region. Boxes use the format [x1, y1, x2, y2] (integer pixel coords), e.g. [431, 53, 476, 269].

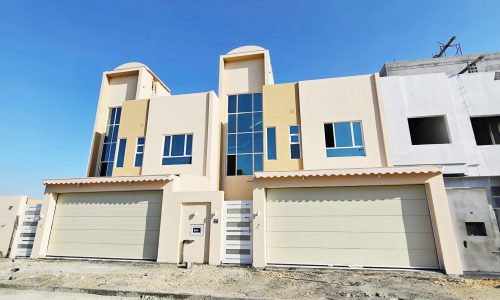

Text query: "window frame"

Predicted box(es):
[134, 137, 145, 167]
[266, 126, 277, 160]
[162, 133, 193, 165]
[226, 93, 264, 176]
[98, 107, 122, 176]
[116, 138, 127, 168]
[324, 120, 366, 157]
[289, 125, 301, 160]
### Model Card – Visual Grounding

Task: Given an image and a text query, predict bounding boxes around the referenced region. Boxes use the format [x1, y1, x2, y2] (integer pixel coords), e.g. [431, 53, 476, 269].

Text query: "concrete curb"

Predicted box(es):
[0, 283, 268, 300]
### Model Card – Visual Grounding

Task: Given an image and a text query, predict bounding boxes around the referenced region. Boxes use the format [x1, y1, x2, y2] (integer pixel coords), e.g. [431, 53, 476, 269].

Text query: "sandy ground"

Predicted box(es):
[0, 289, 135, 300]
[0, 259, 499, 299]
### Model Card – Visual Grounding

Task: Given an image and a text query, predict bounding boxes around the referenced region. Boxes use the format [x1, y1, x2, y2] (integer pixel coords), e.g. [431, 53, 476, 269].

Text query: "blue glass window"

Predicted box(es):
[289, 125, 301, 160]
[227, 93, 264, 175]
[162, 134, 193, 165]
[237, 94, 252, 112]
[228, 114, 236, 133]
[253, 93, 263, 111]
[227, 134, 236, 154]
[228, 95, 237, 114]
[266, 127, 277, 160]
[325, 121, 365, 157]
[236, 154, 253, 175]
[116, 138, 126, 168]
[135, 137, 145, 167]
[99, 107, 122, 176]
[238, 113, 253, 132]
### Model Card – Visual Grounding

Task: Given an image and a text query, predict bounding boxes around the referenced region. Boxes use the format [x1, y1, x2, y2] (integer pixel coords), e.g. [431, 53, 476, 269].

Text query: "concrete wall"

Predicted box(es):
[380, 72, 500, 176]
[262, 83, 303, 171]
[113, 99, 149, 176]
[298, 74, 389, 170]
[141, 92, 219, 182]
[446, 187, 500, 272]
[380, 52, 500, 77]
[0, 196, 27, 257]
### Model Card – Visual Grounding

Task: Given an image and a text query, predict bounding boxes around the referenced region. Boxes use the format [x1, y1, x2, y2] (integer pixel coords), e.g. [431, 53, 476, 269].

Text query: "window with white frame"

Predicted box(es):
[162, 134, 193, 165]
[324, 121, 365, 157]
[226, 93, 263, 176]
[134, 137, 145, 167]
[289, 125, 301, 159]
[99, 107, 122, 176]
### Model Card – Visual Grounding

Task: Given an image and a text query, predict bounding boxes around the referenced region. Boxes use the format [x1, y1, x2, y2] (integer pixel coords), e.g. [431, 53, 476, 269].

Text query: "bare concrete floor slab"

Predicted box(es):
[0, 259, 498, 299]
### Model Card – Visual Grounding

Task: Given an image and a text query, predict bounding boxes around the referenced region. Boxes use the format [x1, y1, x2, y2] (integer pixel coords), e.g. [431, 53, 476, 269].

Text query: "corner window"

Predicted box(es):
[162, 134, 193, 165]
[408, 116, 450, 145]
[116, 138, 126, 168]
[99, 107, 122, 176]
[289, 125, 301, 159]
[465, 222, 487, 236]
[324, 121, 365, 157]
[134, 137, 145, 167]
[470, 116, 500, 145]
[267, 127, 277, 160]
[226, 93, 263, 176]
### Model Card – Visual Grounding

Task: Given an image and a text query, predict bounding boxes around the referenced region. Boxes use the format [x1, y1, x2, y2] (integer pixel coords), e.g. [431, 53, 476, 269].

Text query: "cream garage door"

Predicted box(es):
[47, 191, 162, 260]
[266, 185, 439, 269]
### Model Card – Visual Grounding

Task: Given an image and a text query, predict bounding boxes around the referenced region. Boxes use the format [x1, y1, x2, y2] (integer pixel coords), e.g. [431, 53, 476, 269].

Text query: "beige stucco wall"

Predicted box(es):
[262, 83, 302, 171]
[0, 196, 27, 257]
[298, 74, 390, 170]
[113, 99, 149, 176]
[108, 74, 139, 107]
[141, 92, 216, 178]
[252, 172, 463, 275]
[218, 48, 273, 200]
[31, 177, 223, 266]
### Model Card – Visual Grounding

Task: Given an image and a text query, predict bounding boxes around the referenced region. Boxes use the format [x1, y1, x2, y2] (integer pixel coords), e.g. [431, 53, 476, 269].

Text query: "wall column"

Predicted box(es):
[252, 186, 266, 268]
[30, 192, 57, 258]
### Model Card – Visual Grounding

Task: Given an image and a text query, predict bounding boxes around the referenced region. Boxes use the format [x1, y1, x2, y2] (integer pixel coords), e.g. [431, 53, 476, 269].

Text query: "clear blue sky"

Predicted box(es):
[1, 1, 499, 198]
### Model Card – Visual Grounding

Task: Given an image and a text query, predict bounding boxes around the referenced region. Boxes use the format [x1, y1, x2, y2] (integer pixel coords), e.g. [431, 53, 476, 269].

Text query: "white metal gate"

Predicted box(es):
[16, 204, 41, 257]
[223, 200, 252, 264]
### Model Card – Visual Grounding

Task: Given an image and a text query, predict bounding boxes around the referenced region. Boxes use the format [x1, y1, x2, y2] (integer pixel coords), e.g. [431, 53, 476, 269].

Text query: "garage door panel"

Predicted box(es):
[267, 215, 434, 233]
[266, 247, 439, 268]
[266, 185, 439, 269]
[267, 199, 430, 217]
[48, 229, 160, 245]
[53, 204, 162, 217]
[58, 192, 163, 204]
[51, 216, 161, 231]
[267, 186, 427, 202]
[47, 191, 162, 260]
[47, 242, 158, 260]
[267, 232, 437, 250]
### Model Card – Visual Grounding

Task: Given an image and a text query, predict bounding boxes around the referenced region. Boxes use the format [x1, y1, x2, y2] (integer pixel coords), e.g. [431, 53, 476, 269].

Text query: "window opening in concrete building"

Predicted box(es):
[470, 116, 500, 145]
[408, 116, 451, 145]
[494, 72, 500, 80]
[467, 63, 478, 73]
[465, 222, 487, 236]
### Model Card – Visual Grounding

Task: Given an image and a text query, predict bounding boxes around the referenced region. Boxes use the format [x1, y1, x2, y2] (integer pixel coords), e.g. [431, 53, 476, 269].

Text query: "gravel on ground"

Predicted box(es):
[0, 258, 498, 299]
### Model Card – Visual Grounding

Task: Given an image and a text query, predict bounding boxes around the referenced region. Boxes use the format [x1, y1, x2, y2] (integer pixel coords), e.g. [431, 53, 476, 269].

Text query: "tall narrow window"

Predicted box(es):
[134, 137, 145, 167]
[99, 107, 122, 176]
[162, 134, 193, 165]
[116, 138, 126, 168]
[267, 127, 277, 160]
[226, 93, 263, 176]
[324, 121, 365, 157]
[289, 125, 301, 159]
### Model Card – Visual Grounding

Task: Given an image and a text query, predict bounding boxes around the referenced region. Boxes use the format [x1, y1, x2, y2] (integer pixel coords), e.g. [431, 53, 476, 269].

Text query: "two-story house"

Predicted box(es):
[31, 46, 463, 275]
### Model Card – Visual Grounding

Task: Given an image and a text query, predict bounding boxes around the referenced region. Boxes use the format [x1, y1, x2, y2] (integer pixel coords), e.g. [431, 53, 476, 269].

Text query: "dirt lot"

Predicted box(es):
[0, 259, 498, 299]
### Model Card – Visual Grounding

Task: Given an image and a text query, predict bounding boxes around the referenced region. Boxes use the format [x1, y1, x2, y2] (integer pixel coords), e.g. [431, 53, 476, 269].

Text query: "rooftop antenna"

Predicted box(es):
[433, 36, 462, 58]
[458, 55, 485, 74]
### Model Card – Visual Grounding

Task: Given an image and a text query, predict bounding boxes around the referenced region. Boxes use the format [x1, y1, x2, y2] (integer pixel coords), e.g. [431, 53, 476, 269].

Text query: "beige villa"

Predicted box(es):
[30, 46, 464, 275]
